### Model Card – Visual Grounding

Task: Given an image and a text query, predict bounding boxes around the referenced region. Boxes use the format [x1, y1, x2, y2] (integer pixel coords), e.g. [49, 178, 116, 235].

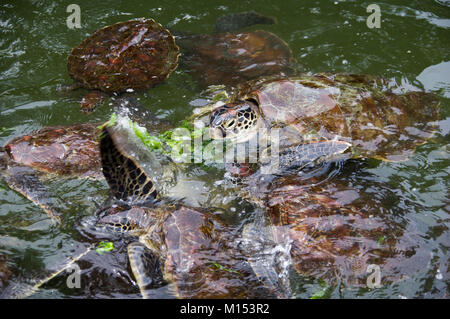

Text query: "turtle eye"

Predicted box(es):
[210, 108, 227, 127]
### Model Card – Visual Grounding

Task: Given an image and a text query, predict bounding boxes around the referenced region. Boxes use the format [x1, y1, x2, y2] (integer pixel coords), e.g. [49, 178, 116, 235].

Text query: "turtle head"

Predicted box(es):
[96, 206, 153, 235]
[209, 99, 261, 143]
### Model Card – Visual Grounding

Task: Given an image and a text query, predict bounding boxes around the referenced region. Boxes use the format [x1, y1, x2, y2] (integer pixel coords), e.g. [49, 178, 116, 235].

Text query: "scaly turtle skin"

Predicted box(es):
[174, 11, 296, 88]
[208, 73, 439, 166]
[0, 123, 101, 222]
[94, 124, 289, 298]
[66, 19, 179, 113]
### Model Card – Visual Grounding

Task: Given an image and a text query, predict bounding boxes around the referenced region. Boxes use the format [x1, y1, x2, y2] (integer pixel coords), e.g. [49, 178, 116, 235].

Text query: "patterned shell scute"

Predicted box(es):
[67, 19, 179, 92]
[162, 206, 256, 298]
[251, 78, 342, 125]
[163, 206, 218, 274]
[5, 123, 100, 178]
[244, 74, 439, 161]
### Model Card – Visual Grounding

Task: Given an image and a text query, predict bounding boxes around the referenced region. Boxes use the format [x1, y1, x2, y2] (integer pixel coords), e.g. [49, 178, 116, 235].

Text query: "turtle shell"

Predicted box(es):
[68, 19, 179, 93]
[162, 206, 268, 298]
[240, 73, 439, 161]
[4, 123, 101, 178]
[265, 174, 431, 286]
[176, 30, 295, 87]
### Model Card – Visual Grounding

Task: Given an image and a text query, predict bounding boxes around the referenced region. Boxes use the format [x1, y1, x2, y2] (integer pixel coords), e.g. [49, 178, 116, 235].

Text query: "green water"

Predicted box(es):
[0, 0, 449, 298]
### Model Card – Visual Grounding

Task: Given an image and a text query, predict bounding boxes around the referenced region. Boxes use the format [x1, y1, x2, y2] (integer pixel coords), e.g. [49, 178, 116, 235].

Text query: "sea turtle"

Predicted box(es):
[200, 73, 440, 287]
[90, 124, 290, 298]
[174, 11, 296, 88]
[64, 19, 179, 113]
[0, 123, 101, 222]
[206, 73, 439, 169]
[236, 170, 437, 288]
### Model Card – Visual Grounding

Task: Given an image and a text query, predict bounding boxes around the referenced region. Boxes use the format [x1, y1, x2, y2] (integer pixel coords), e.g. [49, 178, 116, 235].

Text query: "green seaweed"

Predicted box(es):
[377, 235, 386, 245]
[97, 113, 118, 135]
[211, 262, 241, 274]
[95, 241, 114, 255]
[129, 118, 222, 164]
[310, 279, 332, 299]
[131, 121, 163, 150]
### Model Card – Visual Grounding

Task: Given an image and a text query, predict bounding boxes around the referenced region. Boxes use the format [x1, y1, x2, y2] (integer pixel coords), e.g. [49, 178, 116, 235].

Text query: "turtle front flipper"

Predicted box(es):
[241, 222, 292, 299]
[100, 126, 157, 203]
[262, 140, 351, 174]
[2, 166, 61, 224]
[214, 11, 276, 33]
[128, 242, 166, 299]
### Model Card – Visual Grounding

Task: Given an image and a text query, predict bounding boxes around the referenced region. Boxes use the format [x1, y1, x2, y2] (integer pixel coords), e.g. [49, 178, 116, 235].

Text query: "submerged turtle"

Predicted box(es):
[237, 170, 438, 288]
[206, 73, 439, 168]
[0, 123, 101, 222]
[91, 124, 290, 298]
[65, 19, 179, 113]
[174, 11, 296, 87]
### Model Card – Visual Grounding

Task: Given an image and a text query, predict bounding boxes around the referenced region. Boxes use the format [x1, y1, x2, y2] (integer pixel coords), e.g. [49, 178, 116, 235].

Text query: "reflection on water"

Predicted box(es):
[0, 0, 449, 298]
[417, 61, 450, 98]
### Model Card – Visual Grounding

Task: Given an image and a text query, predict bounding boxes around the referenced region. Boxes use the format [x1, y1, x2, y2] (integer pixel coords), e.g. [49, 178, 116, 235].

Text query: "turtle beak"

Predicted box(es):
[208, 126, 226, 140]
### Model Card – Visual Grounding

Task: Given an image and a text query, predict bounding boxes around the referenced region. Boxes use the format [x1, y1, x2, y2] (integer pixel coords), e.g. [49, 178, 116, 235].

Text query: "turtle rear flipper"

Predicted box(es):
[3, 166, 61, 224]
[128, 242, 166, 299]
[214, 11, 276, 33]
[262, 140, 351, 174]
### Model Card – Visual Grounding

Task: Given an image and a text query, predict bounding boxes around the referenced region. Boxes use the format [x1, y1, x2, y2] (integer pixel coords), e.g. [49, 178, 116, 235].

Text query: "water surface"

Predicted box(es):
[0, 0, 449, 298]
